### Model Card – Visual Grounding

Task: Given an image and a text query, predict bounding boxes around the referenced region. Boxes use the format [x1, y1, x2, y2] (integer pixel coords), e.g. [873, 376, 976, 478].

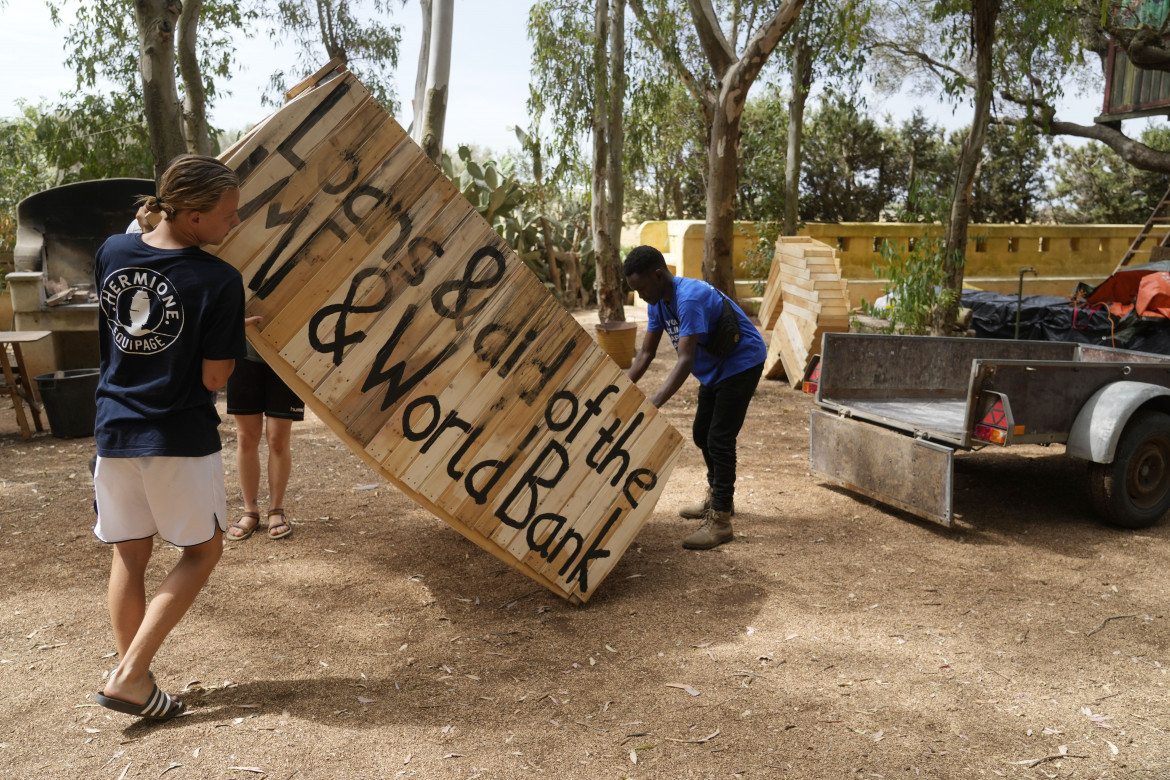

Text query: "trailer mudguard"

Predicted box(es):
[810, 409, 955, 526]
[1067, 381, 1170, 463]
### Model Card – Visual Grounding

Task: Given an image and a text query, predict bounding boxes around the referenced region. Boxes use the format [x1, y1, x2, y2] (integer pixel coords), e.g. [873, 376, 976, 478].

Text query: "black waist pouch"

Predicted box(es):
[703, 294, 741, 357]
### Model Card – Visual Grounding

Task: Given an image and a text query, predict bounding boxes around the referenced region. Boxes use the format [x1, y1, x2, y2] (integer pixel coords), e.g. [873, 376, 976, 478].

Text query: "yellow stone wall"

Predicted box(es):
[636, 220, 1145, 308]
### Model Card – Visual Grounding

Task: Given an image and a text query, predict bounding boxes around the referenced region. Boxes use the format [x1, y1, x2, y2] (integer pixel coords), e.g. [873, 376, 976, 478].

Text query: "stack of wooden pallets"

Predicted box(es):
[762, 236, 851, 386]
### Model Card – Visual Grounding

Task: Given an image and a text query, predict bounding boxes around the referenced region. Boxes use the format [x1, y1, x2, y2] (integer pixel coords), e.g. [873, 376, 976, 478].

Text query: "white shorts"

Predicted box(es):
[94, 454, 228, 547]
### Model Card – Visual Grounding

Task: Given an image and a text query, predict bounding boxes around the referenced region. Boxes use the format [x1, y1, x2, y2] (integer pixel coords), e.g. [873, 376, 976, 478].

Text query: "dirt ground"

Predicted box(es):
[3, 311, 1170, 780]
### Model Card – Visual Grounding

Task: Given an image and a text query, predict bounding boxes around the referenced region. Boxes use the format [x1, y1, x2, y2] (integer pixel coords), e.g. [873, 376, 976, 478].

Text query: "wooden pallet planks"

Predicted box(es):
[214, 67, 682, 603]
[762, 237, 851, 386]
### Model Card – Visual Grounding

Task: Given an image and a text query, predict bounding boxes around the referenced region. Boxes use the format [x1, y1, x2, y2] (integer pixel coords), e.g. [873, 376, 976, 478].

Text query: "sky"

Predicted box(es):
[0, 0, 1128, 158]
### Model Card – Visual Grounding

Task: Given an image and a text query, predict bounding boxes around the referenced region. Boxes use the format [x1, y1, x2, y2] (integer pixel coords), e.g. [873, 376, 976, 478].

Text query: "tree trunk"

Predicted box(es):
[592, 0, 625, 324]
[176, 0, 211, 155]
[783, 19, 812, 236]
[934, 0, 1000, 335]
[135, 0, 187, 181]
[541, 217, 563, 298]
[605, 0, 627, 318]
[703, 99, 743, 299]
[412, 0, 432, 146]
[419, 0, 452, 163]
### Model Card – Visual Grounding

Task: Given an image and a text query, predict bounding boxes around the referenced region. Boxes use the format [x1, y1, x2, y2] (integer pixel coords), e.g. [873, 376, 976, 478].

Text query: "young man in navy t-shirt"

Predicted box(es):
[624, 245, 767, 549]
[92, 155, 247, 721]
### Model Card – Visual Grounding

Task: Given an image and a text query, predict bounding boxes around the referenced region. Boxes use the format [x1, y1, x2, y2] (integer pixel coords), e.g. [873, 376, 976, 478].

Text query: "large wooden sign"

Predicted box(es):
[214, 64, 682, 602]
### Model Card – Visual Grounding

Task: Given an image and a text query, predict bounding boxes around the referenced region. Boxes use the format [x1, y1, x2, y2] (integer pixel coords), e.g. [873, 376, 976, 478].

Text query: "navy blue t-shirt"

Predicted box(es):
[647, 276, 767, 386]
[94, 233, 247, 457]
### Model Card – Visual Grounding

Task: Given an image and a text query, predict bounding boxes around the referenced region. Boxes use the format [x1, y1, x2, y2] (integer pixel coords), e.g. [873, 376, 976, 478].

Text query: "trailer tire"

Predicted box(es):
[1088, 410, 1170, 529]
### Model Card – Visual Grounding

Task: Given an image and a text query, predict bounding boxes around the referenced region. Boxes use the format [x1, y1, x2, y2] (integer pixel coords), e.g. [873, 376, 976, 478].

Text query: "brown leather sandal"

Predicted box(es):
[267, 508, 292, 540]
[226, 511, 260, 541]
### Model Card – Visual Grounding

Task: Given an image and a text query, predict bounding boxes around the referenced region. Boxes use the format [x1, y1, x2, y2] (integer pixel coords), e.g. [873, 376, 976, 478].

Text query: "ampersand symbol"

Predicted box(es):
[430, 245, 506, 329]
[309, 267, 395, 366]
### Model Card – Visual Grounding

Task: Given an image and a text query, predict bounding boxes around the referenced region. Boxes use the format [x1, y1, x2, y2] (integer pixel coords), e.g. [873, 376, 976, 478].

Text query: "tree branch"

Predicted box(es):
[872, 40, 968, 87]
[731, 0, 804, 91]
[627, 0, 712, 113]
[1000, 91, 1170, 173]
[687, 0, 735, 78]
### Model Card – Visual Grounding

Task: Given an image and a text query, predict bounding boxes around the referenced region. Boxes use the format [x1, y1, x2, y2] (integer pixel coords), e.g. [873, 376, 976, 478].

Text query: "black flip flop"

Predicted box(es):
[95, 684, 185, 721]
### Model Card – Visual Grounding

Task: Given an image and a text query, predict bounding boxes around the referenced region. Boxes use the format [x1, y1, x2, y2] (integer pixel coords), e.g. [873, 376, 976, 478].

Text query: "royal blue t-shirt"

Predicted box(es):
[646, 276, 767, 386]
[94, 233, 247, 457]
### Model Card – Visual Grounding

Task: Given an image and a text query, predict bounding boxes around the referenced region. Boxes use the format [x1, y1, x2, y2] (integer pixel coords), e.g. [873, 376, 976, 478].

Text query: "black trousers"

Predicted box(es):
[692, 362, 764, 512]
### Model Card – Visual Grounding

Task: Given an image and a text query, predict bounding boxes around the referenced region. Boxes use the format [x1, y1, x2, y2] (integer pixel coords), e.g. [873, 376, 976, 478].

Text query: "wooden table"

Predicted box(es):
[0, 331, 50, 440]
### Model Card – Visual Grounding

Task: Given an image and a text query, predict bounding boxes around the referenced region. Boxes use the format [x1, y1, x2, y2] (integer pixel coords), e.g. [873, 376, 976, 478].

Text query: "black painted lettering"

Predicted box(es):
[247, 206, 312, 298]
[494, 441, 569, 529]
[544, 390, 578, 432]
[519, 337, 580, 405]
[552, 528, 585, 577]
[526, 513, 568, 558]
[401, 395, 441, 442]
[276, 79, 353, 170]
[498, 328, 538, 377]
[432, 245, 507, 329]
[623, 468, 658, 508]
[585, 419, 620, 470]
[342, 184, 388, 235]
[565, 385, 618, 444]
[594, 412, 644, 487]
[308, 267, 395, 365]
[465, 456, 516, 505]
[237, 175, 291, 223]
[563, 507, 622, 593]
[473, 323, 515, 368]
[362, 303, 459, 412]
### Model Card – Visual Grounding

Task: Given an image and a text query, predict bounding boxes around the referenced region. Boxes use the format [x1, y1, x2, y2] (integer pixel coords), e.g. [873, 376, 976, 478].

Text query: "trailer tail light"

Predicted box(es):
[973, 393, 1012, 445]
[803, 359, 821, 394]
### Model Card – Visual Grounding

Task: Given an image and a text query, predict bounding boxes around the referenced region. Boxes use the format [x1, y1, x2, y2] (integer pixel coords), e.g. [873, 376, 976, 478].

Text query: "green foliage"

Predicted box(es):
[1049, 126, 1170, 224]
[48, 0, 258, 109]
[741, 221, 781, 295]
[0, 97, 152, 253]
[261, 0, 405, 112]
[800, 97, 899, 222]
[623, 78, 707, 221]
[737, 86, 790, 222]
[864, 182, 958, 335]
[442, 145, 526, 228]
[971, 124, 1050, 223]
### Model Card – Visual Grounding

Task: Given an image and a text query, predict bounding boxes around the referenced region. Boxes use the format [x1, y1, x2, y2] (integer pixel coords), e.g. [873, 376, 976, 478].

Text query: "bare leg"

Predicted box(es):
[235, 413, 263, 516]
[104, 530, 224, 705]
[264, 416, 293, 511]
[108, 537, 154, 660]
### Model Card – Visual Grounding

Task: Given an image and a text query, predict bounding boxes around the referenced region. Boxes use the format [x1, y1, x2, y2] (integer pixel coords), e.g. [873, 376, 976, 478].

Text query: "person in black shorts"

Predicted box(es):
[224, 345, 304, 541]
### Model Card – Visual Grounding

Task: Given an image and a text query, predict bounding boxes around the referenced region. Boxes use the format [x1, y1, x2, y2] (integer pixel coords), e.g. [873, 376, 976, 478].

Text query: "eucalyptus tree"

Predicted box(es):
[780, 0, 870, 235]
[528, 0, 628, 322]
[870, 0, 1035, 333]
[48, 0, 256, 177]
[411, 0, 453, 163]
[627, 0, 803, 298]
[260, 0, 406, 113]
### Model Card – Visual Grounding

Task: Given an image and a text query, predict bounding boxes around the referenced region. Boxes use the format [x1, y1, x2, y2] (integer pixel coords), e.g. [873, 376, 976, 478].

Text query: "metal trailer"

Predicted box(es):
[806, 332, 1170, 528]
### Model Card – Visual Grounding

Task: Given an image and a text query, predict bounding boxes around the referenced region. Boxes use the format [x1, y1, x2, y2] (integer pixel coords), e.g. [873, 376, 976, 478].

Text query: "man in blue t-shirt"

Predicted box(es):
[624, 245, 767, 549]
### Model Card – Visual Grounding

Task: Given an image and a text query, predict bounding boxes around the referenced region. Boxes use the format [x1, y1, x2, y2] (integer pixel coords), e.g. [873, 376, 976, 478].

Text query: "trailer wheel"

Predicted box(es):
[1088, 410, 1170, 529]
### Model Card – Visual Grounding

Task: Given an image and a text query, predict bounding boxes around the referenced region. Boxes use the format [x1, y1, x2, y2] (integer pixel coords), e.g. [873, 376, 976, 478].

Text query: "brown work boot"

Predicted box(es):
[681, 509, 733, 550]
[679, 488, 734, 519]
